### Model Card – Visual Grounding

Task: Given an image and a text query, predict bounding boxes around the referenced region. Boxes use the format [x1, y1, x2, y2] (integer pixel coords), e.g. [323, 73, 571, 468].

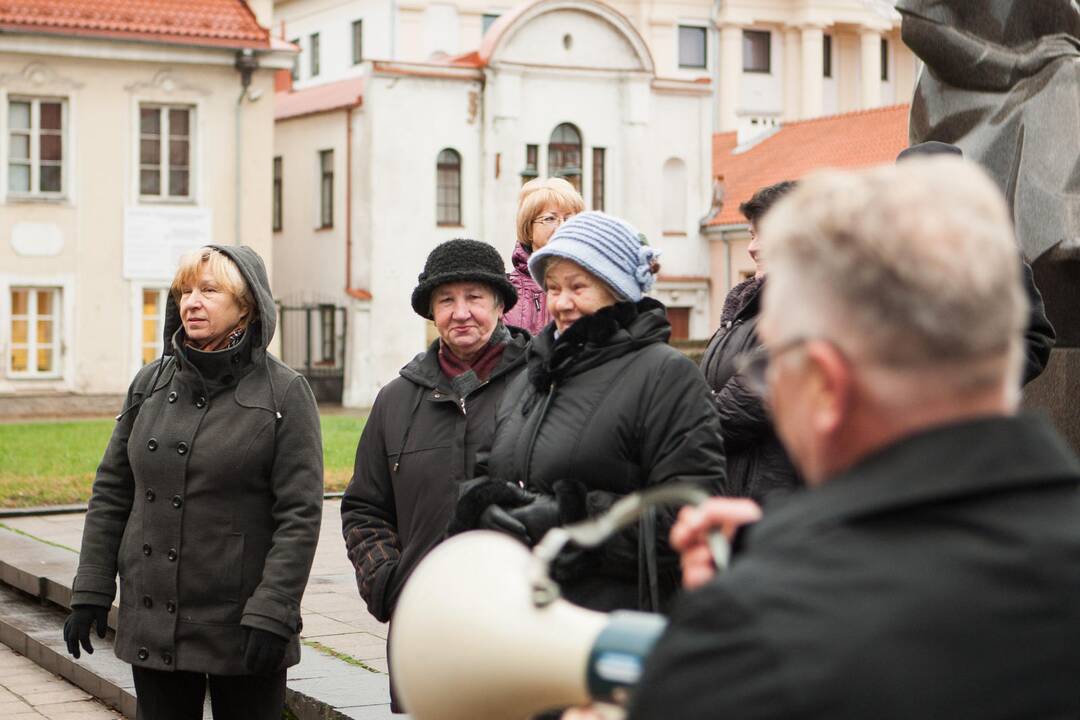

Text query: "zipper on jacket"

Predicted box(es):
[534, 297, 541, 311]
[455, 378, 492, 417]
[522, 381, 556, 486]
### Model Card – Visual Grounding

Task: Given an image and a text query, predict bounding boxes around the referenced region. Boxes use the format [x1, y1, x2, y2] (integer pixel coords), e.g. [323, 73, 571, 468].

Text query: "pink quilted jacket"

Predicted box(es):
[503, 243, 551, 336]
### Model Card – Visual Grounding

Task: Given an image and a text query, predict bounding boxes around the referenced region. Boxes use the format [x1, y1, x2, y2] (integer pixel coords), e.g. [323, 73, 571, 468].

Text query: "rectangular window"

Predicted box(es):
[8, 97, 65, 197]
[140, 288, 168, 365]
[272, 156, 283, 232]
[139, 105, 192, 200]
[352, 21, 363, 65]
[319, 150, 333, 229]
[823, 35, 832, 78]
[310, 33, 321, 77]
[482, 14, 501, 34]
[522, 144, 538, 182]
[678, 25, 707, 69]
[9, 287, 60, 376]
[880, 37, 889, 81]
[592, 147, 605, 212]
[290, 38, 301, 80]
[742, 30, 771, 73]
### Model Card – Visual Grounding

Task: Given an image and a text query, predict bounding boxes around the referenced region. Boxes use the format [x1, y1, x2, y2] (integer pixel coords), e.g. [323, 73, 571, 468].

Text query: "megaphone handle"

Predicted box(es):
[706, 529, 730, 572]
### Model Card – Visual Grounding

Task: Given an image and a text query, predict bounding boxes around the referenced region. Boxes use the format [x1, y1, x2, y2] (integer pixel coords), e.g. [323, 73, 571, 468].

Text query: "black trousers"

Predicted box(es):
[132, 665, 286, 720]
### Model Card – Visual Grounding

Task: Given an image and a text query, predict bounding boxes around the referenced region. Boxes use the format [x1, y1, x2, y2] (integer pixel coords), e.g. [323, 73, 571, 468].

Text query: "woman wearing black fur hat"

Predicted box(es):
[340, 238, 529, 712]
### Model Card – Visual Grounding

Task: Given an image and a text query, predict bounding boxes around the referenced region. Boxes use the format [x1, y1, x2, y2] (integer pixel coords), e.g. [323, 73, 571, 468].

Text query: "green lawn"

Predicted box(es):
[0, 414, 366, 508]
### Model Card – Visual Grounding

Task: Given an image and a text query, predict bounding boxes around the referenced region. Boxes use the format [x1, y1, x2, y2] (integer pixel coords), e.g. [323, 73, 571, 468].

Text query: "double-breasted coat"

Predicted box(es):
[71, 246, 323, 676]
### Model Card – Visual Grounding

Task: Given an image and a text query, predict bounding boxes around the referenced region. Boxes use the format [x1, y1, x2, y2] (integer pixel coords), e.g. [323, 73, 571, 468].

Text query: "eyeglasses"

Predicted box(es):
[734, 336, 812, 399]
[533, 213, 571, 227]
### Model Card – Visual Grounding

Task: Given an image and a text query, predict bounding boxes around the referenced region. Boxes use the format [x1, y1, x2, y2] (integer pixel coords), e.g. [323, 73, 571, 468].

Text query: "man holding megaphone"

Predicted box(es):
[594, 159, 1080, 719]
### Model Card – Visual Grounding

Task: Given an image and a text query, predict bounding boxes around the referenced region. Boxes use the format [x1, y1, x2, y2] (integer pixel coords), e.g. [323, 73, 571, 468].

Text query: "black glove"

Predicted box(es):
[243, 628, 288, 675]
[479, 504, 531, 545]
[507, 493, 561, 545]
[63, 604, 109, 659]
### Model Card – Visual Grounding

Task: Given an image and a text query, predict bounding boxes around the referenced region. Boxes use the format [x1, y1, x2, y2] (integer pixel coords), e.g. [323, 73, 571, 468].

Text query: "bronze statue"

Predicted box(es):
[898, 0, 1080, 261]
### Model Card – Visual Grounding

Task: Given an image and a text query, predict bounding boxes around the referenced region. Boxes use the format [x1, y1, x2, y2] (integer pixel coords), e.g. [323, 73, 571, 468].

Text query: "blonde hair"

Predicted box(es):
[761, 158, 1027, 392]
[170, 247, 255, 321]
[516, 177, 585, 250]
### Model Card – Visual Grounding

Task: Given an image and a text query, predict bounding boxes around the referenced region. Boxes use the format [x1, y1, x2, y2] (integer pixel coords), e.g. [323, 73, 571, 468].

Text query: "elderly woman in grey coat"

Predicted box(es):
[63, 246, 323, 720]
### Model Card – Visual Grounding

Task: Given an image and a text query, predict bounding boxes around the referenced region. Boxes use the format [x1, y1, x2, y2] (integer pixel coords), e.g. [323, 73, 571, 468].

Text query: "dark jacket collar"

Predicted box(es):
[753, 415, 1080, 545]
[527, 297, 671, 390]
[400, 323, 530, 391]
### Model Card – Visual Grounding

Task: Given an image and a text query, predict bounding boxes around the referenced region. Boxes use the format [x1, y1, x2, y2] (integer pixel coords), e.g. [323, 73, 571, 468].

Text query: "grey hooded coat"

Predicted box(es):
[71, 245, 323, 676]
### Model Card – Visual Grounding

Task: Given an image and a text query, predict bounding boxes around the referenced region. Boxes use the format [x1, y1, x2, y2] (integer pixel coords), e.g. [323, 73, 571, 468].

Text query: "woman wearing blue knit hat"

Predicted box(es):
[450, 211, 727, 614]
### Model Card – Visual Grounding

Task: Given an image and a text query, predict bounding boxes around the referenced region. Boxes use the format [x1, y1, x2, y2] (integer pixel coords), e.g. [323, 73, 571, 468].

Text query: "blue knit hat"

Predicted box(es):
[528, 212, 661, 301]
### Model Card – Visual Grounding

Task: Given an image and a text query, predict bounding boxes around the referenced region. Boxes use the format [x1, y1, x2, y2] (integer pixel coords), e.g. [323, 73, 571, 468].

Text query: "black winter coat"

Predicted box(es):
[72, 246, 324, 676]
[340, 328, 529, 623]
[630, 415, 1080, 720]
[456, 299, 726, 613]
[700, 279, 800, 501]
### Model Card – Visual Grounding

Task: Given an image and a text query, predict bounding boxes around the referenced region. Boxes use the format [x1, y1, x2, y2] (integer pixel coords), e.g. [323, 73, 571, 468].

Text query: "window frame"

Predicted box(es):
[138, 104, 194, 203]
[436, 148, 462, 227]
[352, 21, 363, 65]
[7, 286, 62, 379]
[273, 156, 283, 232]
[742, 29, 772, 74]
[823, 34, 833, 78]
[290, 38, 301, 81]
[521, 144, 538, 183]
[318, 149, 334, 229]
[310, 32, 321, 77]
[134, 285, 169, 370]
[548, 123, 583, 193]
[677, 25, 708, 70]
[591, 147, 605, 212]
[880, 37, 889, 81]
[6, 96, 67, 200]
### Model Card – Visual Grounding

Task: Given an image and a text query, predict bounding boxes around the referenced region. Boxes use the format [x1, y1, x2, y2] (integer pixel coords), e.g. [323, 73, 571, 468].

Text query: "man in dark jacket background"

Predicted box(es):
[621, 158, 1080, 719]
[700, 181, 800, 501]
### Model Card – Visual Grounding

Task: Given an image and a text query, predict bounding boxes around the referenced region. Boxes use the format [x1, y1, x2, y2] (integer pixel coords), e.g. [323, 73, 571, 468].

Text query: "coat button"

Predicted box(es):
[195, 396, 206, 409]
[171, 495, 183, 509]
[167, 391, 177, 403]
[176, 441, 188, 455]
[162, 652, 173, 666]
[142, 544, 152, 556]
[166, 601, 176, 614]
[142, 595, 152, 609]
[145, 489, 155, 502]
[167, 548, 178, 562]
[433, 391, 441, 399]
[147, 438, 158, 451]
[137, 647, 149, 661]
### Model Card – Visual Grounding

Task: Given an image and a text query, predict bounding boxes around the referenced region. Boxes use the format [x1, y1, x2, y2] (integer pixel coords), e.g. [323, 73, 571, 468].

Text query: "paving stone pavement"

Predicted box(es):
[0, 643, 123, 719]
[0, 500, 398, 718]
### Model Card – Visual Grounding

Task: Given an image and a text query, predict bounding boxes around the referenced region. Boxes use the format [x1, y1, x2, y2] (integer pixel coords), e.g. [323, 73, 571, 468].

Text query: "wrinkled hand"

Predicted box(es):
[1017, 33, 1080, 76]
[479, 504, 531, 544]
[507, 493, 561, 545]
[63, 604, 110, 659]
[670, 498, 762, 591]
[243, 628, 288, 675]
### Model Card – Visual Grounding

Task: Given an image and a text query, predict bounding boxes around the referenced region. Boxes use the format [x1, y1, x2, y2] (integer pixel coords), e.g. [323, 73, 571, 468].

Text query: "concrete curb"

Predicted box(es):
[0, 525, 394, 720]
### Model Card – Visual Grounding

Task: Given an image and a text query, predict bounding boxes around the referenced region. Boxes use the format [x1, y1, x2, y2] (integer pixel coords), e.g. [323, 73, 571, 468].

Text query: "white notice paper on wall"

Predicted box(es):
[124, 206, 213, 280]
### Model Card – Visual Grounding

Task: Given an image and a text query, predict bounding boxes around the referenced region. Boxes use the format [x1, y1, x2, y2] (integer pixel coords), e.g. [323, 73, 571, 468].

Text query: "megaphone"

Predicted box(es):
[391, 486, 728, 720]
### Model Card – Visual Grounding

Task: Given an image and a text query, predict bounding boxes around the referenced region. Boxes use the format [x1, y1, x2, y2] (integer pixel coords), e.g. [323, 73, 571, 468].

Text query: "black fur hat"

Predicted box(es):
[410, 239, 518, 319]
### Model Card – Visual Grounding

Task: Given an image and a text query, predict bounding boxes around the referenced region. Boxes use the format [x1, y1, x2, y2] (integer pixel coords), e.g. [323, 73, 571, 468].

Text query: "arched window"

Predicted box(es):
[662, 157, 687, 234]
[548, 123, 582, 192]
[436, 148, 461, 226]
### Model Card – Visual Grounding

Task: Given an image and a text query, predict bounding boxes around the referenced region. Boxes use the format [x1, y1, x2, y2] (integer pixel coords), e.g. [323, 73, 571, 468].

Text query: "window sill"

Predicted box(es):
[743, 69, 772, 75]
[678, 64, 707, 71]
[6, 194, 70, 206]
[5, 373, 64, 381]
[436, 223, 464, 229]
[315, 225, 334, 232]
[661, 231, 688, 237]
[139, 197, 197, 206]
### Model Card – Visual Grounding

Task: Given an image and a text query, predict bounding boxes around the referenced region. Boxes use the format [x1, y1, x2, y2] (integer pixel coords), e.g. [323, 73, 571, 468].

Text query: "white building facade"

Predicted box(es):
[273, 0, 713, 406]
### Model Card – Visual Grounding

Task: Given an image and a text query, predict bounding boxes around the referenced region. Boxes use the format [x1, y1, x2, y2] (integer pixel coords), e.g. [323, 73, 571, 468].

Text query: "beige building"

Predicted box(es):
[0, 0, 291, 412]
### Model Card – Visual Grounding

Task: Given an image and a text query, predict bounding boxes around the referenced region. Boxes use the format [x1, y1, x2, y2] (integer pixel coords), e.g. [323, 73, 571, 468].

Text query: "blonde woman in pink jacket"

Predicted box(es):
[504, 177, 584, 335]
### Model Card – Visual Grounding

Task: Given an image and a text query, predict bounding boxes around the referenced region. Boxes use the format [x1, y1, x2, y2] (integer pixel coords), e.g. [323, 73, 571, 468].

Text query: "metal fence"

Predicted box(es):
[277, 304, 347, 403]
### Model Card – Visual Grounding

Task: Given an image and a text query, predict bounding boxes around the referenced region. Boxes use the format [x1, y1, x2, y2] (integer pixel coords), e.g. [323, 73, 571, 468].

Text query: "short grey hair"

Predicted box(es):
[760, 158, 1028, 389]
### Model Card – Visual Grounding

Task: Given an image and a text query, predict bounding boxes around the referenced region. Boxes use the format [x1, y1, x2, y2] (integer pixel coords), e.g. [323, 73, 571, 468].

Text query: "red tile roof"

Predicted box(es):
[0, 0, 270, 49]
[275, 76, 364, 121]
[709, 104, 910, 227]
